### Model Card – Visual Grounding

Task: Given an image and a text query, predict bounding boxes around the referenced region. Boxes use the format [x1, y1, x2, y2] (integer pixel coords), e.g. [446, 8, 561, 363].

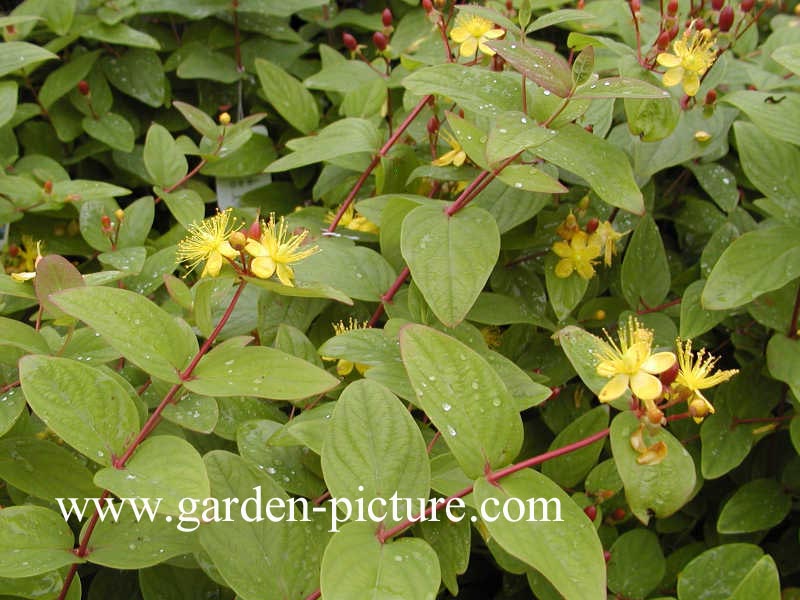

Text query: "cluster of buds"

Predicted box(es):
[342, 7, 393, 58]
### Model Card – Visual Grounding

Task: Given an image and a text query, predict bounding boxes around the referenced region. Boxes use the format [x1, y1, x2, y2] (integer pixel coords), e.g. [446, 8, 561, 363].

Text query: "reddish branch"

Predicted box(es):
[56, 281, 248, 600]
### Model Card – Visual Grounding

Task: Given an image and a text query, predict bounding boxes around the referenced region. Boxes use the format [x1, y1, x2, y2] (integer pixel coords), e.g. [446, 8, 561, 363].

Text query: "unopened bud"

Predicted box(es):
[593, 309, 606, 320]
[689, 397, 710, 419]
[578, 195, 590, 210]
[422, 0, 433, 13]
[694, 130, 712, 142]
[101, 215, 112, 229]
[705, 89, 717, 104]
[427, 115, 439, 135]
[218, 112, 231, 126]
[647, 406, 665, 425]
[43, 180, 53, 194]
[718, 5, 734, 31]
[5, 24, 16, 35]
[584, 505, 597, 521]
[657, 31, 670, 49]
[604, 550, 612, 563]
[577, 0, 585, 8]
[382, 8, 393, 27]
[114, 208, 125, 222]
[506, 0, 513, 9]
[229, 231, 247, 250]
[667, 0, 678, 14]
[584, 124, 594, 133]
[711, 0, 724, 8]
[585, 218, 599, 234]
[694, 17, 706, 30]
[373, 31, 388, 51]
[611, 508, 626, 521]
[342, 32, 358, 51]
[659, 361, 679, 385]
[630, 0, 641, 11]
[247, 217, 261, 240]
[741, 0, 754, 11]
[668, 24, 679, 39]
[77, 80, 90, 96]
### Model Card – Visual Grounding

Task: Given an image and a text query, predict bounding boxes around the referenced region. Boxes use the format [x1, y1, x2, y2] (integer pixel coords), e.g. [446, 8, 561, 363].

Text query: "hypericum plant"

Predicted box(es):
[1, 0, 799, 599]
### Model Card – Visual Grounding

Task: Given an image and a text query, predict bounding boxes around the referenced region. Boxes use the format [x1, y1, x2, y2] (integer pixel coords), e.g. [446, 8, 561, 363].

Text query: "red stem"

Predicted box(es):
[56, 280, 248, 600]
[733, 414, 794, 426]
[0, 380, 20, 394]
[637, 297, 681, 315]
[327, 96, 432, 232]
[368, 266, 410, 327]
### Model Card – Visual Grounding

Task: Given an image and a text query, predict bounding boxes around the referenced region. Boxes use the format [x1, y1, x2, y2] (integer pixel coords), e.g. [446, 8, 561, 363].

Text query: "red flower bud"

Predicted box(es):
[43, 180, 53, 194]
[668, 24, 679, 39]
[705, 89, 717, 104]
[422, 0, 433, 13]
[101, 215, 112, 229]
[667, 0, 678, 14]
[77, 80, 90, 96]
[247, 217, 261, 240]
[604, 550, 612, 563]
[657, 30, 671, 49]
[694, 18, 706, 30]
[373, 31, 388, 51]
[630, 0, 641, 11]
[506, 0, 513, 9]
[427, 115, 439, 135]
[382, 8, 393, 27]
[584, 505, 598, 521]
[611, 507, 626, 521]
[659, 360, 680, 386]
[711, 0, 724, 9]
[342, 32, 358, 51]
[718, 5, 734, 30]
[741, 0, 754, 10]
[577, 0, 585, 8]
[585, 218, 599, 234]
[584, 124, 594, 133]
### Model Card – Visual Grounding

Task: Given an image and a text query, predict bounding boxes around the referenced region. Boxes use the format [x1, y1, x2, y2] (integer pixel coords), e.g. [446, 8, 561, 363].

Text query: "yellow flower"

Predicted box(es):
[177, 209, 240, 278]
[595, 317, 677, 404]
[656, 28, 717, 97]
[672, 338, 738, 423]
[630, 423, 668, 465]
[322, 318, 370, 376]
[9, 236, 44, 282]
[555, 212, 580, 241]
[449, 13, 504, 57]
[588, 221, 627, 267]
[325, 204, 379, 235]
[432, 129, 467, 167]
[244, 213, 318, 287]
[552, 231, 602, 279]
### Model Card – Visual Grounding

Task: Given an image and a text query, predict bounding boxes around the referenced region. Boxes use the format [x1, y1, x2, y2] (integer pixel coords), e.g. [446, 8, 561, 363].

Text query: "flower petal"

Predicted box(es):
[630, 371, 663, 401]
[554, 259, 574, 278]
[642, 351, 677, 374]
[682, 72, 700, 96]
[450, 26, 470, 43]
[336, 359, 354, 376]
[599, 374, 629, 403]
[662, 67, 684, 88]
[10, 271, 36, 282]
[576, 261, 596, 280]
[477, 40, 496, 56]
[251, 255, 276, 279]
[656, 52, 681, 68]
[218, 240, 238, 259]
[552, 241, 572, 258]
[483, 28, 505, 39]
[459, 37, 478, 57]
[245, 240, 268, 257]
[276, 263, 295, 287]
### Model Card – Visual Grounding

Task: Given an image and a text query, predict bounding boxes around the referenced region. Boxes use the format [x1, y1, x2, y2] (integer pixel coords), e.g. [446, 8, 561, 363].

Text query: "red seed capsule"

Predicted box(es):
[718, 5, 734, 30]
[585, 218, 599, 234]
[657, 30, 671, 49]
[101, 215, 112, 229]
[506, 0, 513, 9]
[342, 32, 358, 51]
[382, 8, 393, 27]
[373, 31, 388, 51]
[630, 0, 641, 11]
[77, 80, 90, 96]
[584, 505, 598, 521]
[611, 507, 626, 521]
[667, 0, 678, 14]
[247, 217, 261, 240]
[604, 550, 612, 563]
[43, 180, 53, 194]
[741, 0, 754, 11]
[705, 89, 717, 104]
[659, 360, 680, 386]
[427, 115, 439, 135]
[422, 0, 433, 13]
[668, 24, 679, 39]
[694, 17, 706, 29]
[711, 0, 724, 9]
[6, 24, 16, 34]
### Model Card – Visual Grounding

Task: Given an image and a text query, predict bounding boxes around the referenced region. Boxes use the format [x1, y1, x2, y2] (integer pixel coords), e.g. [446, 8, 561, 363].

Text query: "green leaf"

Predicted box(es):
[0, 81, 18, 128]
[400, 324, 523, 478]
[81, 20, 161, 49]
[199, 450, 327, 600]
[322, 380, 430, 526]
[680, 279, 726, 339]
[173, 101, 218, 139]
[401, 205, 500, 327]
[162, 391, 219, 433]
[160, 188, 204, 228]
[117, 196, 155, 249]
[485, 39, 572, 97]
[318, 327, 400, 366]
[139, 564, 222, 600]
[610, 411, 696, 524]
[0, 315, 50, 354]
[0, 387, 26, 437]
[767, 333, 800, 399]
[0, 506, 77, 578]
[497, 163, 568, 194]
[541, 405, 609, 487]
[772, 43, 800, 75]
[39, 47, 98, 109]
[101, 49, 166, 108]
[0, 42, 57, 78]
[255, 58, 319, 135]
[94, 436, 210, 516]
[85, 503, 198, 568]
[527, 8, 596, 32]
[52, 286, 196, 383]
[19, 355, 140, 466]
[419, 517, 471, 596]
[534, 124, 644, 215]
[556, 326, 626, 399]
[717, 478, 790, 534]
[403, 63, 529, 118]
[486, 111, 558, 164]
[722, 91, 800, 146]
[677, 544, 778, 600]
[573, 77, 672, 100]
[184, 344, 339, 402]
[34, 254, 85, 319]
[544, 254, 589, 321]
[688, 162, 739, 213]
[571, 46, 595, 87]
[0, 438, 101, 501]
[607, 529, 666, 599]
[98, 247, 146, 274]
[177, 46, 240, 82]
[245, 275, 353, 305]
[144, 124, 188, 188]
[320, 521, 441, 600]
[621, 215, 670, 309]
[702, 225, 800, 310]
[473, 470, 606, 600]
[82, 112, 135, 152]
[266, 118, 380, 172]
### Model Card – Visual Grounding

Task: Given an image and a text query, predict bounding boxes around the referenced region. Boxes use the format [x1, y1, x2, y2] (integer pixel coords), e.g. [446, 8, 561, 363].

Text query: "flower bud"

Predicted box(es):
[585, 217, 599, 234]
[647, 406, 665, 425]
[657, 31, 670, 49]
[101, 215, 112, 229]
[77, 80, 90, 96]
[229, 230, 247, 250]
[694, 130, 712, 142]
[583, 505, 597, 521]
[711, 0, 724, 8]
[611, 508, 626, 521]
[218, 112, 231, 126]
[667, 0, 678, 14]
[114, 208, 125, 222]
[382, 8, 393, 27]
[741, 0, 754, 11]
[630, 0, 641, 11]
[689, 397, 710, 419]
[246, 217, 261, 240]
[593, 309, 606, 320]
[694, 17, 706, 30]
[718, 5, 734, 31]
[43, 180, 53, 194]
[5, 24, 16, 35]
[427, 115, 439, 135]
[604, 550, 612, 563]
[373, 31, 388, 51]
[705, 89, 717, 104]
[668, 24, 679, 39]
[506, 0, 513, 9]
[422, 0, 433, 13]
[342, 32, 358, 51]
[659, 360, 679, 385]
